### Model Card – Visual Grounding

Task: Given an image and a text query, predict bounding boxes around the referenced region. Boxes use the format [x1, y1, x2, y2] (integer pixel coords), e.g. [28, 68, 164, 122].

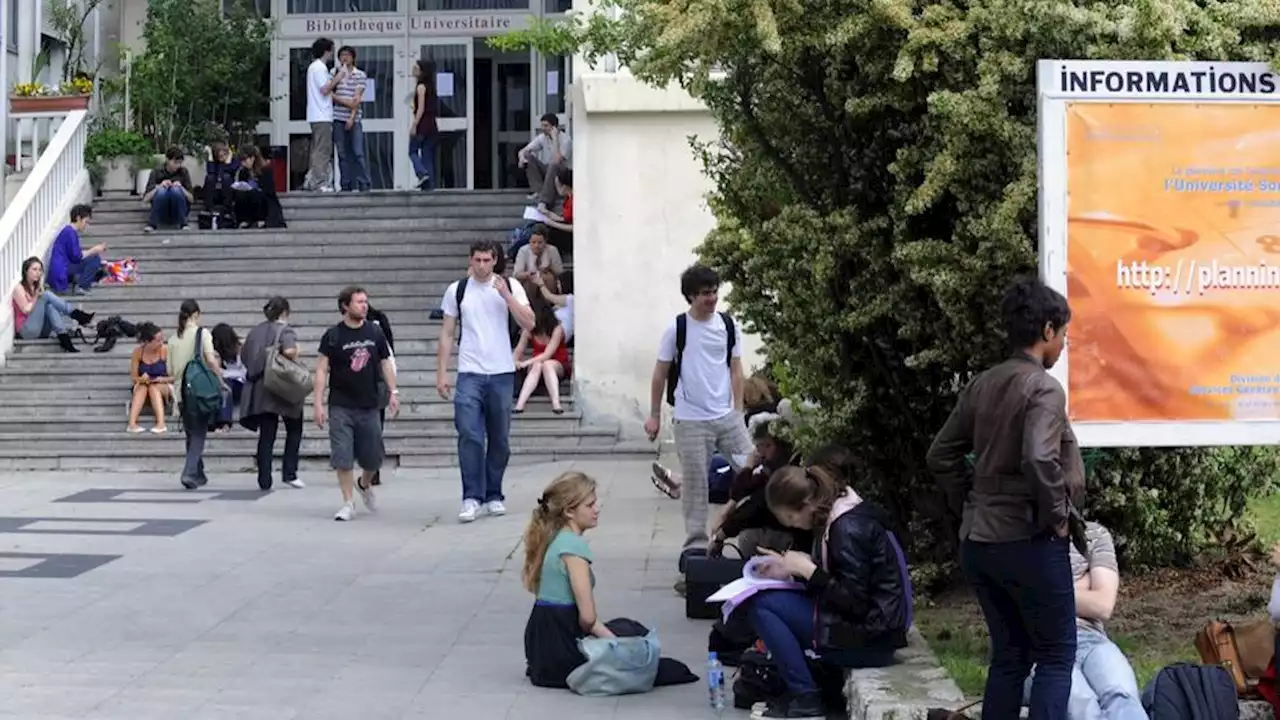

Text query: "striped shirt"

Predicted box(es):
[332, 67, 367, 123]
[1070, 522, 1118, 634]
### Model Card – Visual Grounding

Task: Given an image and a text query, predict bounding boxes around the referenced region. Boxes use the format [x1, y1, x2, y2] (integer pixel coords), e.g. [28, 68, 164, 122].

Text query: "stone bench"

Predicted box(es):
[845, 628, 966, 719]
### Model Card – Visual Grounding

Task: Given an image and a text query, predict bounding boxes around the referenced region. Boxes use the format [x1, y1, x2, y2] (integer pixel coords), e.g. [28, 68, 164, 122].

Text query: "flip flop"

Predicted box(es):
[650, 462, 681, 499]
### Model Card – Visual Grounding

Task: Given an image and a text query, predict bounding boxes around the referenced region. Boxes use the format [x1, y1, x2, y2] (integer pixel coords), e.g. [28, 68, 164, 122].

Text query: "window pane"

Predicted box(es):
[363, 131, 396, 189]
[544, 0, 570, 12]
[287, 0, 396, 13]
[544, 53, 567, 115]
[418, 0, 527, 9]
[288, 47, 315, 122]
[419, 44, 467, 119]
[347, 45, 395, 120]
[435, 130, 468, 189]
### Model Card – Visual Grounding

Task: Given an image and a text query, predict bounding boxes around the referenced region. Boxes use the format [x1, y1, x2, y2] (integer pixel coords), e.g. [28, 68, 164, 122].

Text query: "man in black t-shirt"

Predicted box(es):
[315, 286, 399, 521]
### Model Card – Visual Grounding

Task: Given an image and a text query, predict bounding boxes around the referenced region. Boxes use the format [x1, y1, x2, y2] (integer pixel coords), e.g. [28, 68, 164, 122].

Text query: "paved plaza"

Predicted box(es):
[0, 460, 720, 719]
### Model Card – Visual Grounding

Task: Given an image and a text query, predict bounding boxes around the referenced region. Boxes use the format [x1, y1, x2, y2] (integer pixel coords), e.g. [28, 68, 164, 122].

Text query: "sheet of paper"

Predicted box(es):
[437, 72, 454, 98]
[523, 206, 549, 222]
[547, 70, 560, 95]
[363, 78, 375, 103]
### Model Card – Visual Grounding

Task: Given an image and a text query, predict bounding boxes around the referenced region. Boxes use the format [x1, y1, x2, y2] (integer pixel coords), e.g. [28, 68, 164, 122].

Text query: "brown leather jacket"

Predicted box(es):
[926, 354, 1085, 543]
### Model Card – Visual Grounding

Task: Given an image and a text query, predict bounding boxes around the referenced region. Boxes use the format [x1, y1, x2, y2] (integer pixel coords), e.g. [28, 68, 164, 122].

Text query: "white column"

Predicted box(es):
[17, 0, 34, 83]
[1, 0, 9, 207]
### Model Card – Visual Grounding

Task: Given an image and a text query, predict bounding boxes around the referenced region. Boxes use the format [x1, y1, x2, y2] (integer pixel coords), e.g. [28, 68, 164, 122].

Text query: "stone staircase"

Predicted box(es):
[0, 190, 654, 472]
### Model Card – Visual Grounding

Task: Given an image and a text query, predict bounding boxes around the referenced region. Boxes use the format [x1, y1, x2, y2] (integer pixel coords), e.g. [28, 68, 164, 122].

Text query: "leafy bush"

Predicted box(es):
[85, 129, 153, 165]
[498, 0, 1280, 582]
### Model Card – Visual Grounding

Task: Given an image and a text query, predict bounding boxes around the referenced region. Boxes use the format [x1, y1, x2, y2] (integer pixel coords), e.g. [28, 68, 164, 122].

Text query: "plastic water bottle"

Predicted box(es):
[708, 651, 726, 713]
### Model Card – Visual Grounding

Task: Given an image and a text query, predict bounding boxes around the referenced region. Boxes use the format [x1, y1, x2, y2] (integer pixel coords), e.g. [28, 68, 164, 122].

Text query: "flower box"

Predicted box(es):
[9, 94, 91, 113]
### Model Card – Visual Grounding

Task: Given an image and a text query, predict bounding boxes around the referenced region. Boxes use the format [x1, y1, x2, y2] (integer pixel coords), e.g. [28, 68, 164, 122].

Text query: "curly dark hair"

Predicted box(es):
[1000, 276, 1071, 349]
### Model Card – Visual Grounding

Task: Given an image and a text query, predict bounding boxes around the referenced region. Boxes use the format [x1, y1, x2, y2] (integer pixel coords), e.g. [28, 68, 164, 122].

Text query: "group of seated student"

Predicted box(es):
[520, 447, 913, 719]
[510, 254, 575, 409]
[143, 144, 285, 232]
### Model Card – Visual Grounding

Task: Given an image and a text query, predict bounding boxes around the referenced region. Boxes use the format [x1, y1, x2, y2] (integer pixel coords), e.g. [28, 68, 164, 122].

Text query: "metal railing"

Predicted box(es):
[0, 109, 90, 358]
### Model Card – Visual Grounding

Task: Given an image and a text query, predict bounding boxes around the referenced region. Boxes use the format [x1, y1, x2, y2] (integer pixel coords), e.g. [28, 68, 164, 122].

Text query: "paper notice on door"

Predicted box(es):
[547, 71, 560, 95]
[363, 78, 375, 102]
[437, 72, 455, 98]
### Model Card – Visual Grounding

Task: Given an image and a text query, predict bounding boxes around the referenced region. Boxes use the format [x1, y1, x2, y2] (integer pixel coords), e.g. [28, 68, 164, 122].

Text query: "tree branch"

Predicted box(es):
[733, 60, 823, 210]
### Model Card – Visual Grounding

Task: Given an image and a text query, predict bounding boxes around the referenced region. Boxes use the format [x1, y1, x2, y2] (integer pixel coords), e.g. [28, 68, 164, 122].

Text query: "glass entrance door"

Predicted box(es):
[417, 39, 474, 190]
[278, 40, 326, 190]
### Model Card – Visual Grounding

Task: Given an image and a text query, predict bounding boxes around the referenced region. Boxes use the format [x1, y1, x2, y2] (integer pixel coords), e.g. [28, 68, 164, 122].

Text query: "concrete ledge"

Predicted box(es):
[845, 628, 966, 720]
[1241, 700, 1272, 720]
[576, 72, 710, 114]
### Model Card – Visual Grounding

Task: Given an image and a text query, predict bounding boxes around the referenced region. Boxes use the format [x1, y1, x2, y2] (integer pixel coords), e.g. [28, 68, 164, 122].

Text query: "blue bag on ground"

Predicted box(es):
[566, 630, 661, 696]
[1141, 662, 1238, 720]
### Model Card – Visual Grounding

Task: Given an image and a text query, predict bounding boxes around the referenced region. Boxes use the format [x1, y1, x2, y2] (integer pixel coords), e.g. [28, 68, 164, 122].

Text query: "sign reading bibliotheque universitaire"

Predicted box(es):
[279, 13, 530, 38]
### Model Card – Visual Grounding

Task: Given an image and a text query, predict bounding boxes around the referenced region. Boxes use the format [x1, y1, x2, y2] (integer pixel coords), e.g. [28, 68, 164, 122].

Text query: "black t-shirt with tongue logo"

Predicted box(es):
[318, 320, 390, 409]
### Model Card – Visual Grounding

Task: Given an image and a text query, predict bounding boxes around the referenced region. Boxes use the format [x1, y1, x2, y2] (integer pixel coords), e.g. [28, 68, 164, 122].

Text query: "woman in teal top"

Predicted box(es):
[522, 472, 612, 687]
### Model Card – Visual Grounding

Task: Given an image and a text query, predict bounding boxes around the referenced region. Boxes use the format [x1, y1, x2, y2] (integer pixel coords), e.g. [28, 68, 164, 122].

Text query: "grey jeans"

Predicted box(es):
[674, 411, 752, 551]
[524, 157, 562, 205]
[304, 121, 334, 190]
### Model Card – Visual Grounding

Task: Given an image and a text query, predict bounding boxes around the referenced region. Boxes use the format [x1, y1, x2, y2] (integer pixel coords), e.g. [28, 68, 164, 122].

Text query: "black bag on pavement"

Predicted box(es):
[732, 649, 785, 710]
[685, 543, 746, 620]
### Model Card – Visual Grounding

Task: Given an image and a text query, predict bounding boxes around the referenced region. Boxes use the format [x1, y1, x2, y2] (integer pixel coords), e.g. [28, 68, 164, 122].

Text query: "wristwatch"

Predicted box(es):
[390, 389, 399, 395]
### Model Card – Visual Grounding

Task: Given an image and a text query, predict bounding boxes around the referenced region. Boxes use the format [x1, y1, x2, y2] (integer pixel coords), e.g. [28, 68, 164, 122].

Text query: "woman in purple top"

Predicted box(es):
[47, 204, 107, 294]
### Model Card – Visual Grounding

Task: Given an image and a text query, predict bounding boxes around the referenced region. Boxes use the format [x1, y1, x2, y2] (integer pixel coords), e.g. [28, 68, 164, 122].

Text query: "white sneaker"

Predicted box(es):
[358, 481, 377, 513]
[282, 479, 305, 489]
[458, 499, 481, 523]
[484, 500, 506, 517]
[334, 502, 354, 521]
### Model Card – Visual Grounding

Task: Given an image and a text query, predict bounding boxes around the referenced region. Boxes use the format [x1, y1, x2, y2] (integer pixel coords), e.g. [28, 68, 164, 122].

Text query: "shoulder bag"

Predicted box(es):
[262, 322, 313, 405]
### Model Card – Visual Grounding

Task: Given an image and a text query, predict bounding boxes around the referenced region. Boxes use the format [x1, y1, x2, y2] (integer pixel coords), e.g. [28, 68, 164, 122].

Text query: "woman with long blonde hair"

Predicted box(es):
[522, 472, 611, 688]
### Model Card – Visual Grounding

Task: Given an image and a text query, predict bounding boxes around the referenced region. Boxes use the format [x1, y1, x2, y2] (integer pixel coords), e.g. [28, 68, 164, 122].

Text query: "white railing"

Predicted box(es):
[0, 109, 90, 359]
[9, 111, 73, 174]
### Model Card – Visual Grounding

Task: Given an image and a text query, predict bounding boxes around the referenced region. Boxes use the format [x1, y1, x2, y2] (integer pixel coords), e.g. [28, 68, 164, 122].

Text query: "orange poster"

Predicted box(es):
[1067, 103, 1280, 422]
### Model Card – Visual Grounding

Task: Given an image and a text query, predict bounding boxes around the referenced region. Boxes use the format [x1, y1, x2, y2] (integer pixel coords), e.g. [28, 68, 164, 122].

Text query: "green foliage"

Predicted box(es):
[496, 0, 1280, 578]
[84, 129, 152, 165]
[130, 0, 274, 152]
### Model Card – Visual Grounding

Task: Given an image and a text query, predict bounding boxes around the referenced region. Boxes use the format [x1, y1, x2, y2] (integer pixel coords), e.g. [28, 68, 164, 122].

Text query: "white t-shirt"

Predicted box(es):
[555, 294, 574, 340]
[656, 311, 741, 421]
[306, 59, 334, 123]
[441, 276, 531, 375]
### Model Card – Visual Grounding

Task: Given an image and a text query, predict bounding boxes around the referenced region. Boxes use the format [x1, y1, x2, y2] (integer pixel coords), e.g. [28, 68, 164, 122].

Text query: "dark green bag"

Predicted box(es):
[182, 328, 222, 421]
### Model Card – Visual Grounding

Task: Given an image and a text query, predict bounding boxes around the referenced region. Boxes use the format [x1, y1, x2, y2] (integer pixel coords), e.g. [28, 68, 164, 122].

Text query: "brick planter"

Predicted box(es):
[9, 94, 91, 113]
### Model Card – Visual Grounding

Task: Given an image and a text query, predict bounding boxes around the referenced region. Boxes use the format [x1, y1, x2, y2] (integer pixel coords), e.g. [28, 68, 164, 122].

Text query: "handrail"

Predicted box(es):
[0, 109, 90, 360]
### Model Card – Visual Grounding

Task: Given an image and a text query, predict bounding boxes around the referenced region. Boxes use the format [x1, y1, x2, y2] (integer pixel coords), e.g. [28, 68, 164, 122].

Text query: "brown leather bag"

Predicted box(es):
[1195, 618, 1277, 695]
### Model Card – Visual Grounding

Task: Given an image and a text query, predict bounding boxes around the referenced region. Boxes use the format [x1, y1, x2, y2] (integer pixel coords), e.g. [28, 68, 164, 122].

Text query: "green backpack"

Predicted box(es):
[181, 328, 222, 421]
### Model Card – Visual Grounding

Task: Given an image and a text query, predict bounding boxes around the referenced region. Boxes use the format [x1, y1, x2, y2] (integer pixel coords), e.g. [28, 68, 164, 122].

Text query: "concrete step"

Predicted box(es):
[0, 412, 579, 434]
[80, 241, 498, 261]
[0, 426, 618, 451]
[1, 352, 501, 373]
[18, 325, 461, 348]
[93, 189, 529, 211]
[91, 203, 529, 224]
[53, 268, 530, 288]
[0, 384, 571, 403]
[87, 231, 510, 250]
[88, 217, 516, 236]
[0, 441, 656, 472]
[13, 336, 450, 356]
[71, 296, 456, 316]
[0, 371, 485, 388]
[74, 282, 471, 303]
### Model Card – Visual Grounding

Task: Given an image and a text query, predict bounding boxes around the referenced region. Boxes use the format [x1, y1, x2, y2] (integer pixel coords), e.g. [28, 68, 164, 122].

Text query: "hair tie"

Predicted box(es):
[537, 495, 549, 510]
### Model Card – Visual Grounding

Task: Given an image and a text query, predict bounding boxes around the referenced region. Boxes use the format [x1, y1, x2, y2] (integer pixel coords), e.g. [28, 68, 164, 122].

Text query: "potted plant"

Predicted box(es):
[9, 77, 93, 113]
[85, 129, 153, 194]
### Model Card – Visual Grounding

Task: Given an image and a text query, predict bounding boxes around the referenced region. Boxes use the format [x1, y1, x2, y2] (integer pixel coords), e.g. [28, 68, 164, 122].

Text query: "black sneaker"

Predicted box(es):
[757, 692, 823, 720]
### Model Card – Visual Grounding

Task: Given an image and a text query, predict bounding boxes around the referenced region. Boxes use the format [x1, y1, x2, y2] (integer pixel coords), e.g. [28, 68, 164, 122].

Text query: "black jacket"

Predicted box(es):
[806, 502, 910, 654]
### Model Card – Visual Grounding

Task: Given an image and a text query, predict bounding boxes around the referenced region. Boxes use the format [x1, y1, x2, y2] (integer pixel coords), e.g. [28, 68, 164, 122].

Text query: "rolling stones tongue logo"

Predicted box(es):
[349, 347, 371, 372]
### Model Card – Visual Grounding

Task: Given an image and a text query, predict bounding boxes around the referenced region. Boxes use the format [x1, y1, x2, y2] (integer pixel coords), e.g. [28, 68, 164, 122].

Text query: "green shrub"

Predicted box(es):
[496, 0, 1280, 582]
[84, 129, 152, 165]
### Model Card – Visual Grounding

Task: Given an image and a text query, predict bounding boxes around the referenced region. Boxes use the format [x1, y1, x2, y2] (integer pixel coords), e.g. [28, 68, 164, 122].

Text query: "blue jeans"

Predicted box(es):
[409, 134, 436, 189]
[746, 590, 895, 696]
[69, 255, 104, 291]
[454, 372, 514, 503]
[1023, 627, 1146, 720]
[963, 535, 1077, 720]
[19, 291, 71, 338]
[333, 120, 371, 191]
[149, 186, 189, 228]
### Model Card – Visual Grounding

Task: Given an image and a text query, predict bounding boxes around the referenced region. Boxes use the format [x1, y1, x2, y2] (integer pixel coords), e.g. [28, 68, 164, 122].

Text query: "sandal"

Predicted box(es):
[650, 462, 681, 499]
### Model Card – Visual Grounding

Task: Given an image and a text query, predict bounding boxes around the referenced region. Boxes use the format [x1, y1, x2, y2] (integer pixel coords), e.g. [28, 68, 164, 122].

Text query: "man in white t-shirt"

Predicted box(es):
[302, 38, 342, 192]
[437, 242, 535, 523]
[645, 264, 751, 592]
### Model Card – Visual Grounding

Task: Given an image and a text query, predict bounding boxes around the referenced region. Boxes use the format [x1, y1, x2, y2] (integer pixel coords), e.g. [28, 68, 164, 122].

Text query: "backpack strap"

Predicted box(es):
[453, 277, 468, 345]
[665, 313, 688, 406]
[885, 530, 914, 630]
[720, 311, 736, 366]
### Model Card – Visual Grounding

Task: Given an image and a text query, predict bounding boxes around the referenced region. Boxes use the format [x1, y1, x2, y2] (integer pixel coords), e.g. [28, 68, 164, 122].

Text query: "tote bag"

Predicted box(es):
[566, 630, 661, 697]
[262, 323, 312, 405]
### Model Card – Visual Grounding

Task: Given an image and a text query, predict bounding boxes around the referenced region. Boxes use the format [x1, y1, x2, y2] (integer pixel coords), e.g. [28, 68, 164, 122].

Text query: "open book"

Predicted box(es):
[706, 555, 806, 621]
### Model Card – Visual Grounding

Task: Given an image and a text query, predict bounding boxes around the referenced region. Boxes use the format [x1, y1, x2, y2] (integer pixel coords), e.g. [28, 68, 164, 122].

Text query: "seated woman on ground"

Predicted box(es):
[512, 295, 570, 414]
[522, 472, 698, 691]
[232, 146, 286, 229]
[127, 322, 172, 434]
[11, 257, 94, 353]
[745, 464, 911, 720]
[212, 323, 245, 432]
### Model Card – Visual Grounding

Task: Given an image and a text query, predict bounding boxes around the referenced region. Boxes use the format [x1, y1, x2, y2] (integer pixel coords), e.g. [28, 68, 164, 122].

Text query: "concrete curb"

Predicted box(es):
[845, 628, 966, 720]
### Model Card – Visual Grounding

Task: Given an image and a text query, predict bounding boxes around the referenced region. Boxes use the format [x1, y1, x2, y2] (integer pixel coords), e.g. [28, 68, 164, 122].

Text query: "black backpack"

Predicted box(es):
[454, 276, 521, 349]
[732, 649, 785, 710]
[1142, 663, 1238, 720]
[665, 311, 737, 406]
